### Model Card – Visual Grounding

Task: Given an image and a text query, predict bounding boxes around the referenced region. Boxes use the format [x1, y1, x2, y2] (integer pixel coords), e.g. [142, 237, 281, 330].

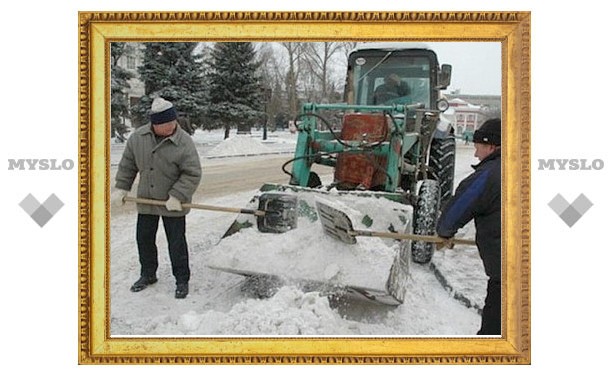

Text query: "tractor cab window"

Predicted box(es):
[349, 55, 432, 108]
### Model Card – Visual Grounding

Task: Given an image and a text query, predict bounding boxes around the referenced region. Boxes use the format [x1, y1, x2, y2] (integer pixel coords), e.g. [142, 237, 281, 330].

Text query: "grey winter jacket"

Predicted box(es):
[115, 124, 202, 217]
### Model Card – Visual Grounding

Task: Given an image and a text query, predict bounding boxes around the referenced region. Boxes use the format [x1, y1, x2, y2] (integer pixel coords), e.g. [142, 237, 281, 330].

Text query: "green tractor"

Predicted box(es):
[207, 43, 456, 305]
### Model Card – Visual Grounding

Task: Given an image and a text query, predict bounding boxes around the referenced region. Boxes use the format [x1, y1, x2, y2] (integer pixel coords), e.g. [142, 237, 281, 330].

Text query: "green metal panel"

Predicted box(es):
[289, 102, 429, 194]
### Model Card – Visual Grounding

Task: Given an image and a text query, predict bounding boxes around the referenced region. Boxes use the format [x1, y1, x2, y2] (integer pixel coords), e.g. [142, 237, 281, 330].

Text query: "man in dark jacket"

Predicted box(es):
[112, 97, 202, 299]
[436, 118, 501, 335]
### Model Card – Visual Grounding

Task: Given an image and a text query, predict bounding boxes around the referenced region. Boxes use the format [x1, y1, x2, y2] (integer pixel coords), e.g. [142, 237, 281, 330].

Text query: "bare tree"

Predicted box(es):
[340, 42, 359, 64]
[302, 42, 344, 102]
[280, 42, 304, 119]
[255, 43, 288, 130]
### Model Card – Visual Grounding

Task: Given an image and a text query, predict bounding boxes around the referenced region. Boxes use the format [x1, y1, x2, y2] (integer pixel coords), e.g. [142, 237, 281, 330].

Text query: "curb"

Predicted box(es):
[429, 261, 483, 315]
[205, 151, 294, 159]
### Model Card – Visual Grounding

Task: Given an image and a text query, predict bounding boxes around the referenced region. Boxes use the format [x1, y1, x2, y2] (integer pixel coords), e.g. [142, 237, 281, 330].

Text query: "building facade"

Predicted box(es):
[115, 42, 146, 107]
[443, 94, 501, 138]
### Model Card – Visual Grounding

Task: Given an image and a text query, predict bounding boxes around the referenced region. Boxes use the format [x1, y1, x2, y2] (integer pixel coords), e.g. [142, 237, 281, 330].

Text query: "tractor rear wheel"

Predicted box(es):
[411, 179, 441, 264]
[428, 135, 456, 207]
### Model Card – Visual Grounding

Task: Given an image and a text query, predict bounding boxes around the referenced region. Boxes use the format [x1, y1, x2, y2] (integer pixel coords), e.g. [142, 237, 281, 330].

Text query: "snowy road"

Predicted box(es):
[196, 155, 334, 199]
[109, 130, 488, 336]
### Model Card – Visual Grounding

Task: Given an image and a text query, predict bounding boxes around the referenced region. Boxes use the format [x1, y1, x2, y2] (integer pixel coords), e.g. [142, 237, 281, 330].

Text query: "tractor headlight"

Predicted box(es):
[436, 98, 450, 112]
[436, 98, 449, 112]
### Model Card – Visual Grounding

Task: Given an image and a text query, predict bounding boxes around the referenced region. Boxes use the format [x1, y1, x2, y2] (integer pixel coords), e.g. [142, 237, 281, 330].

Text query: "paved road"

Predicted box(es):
[110, 153, 334, 210]
[197, 155, 292, 199]
[196, 142, 477, 199]
[196, 155, 334, 199]
[110, 143, 473, 213]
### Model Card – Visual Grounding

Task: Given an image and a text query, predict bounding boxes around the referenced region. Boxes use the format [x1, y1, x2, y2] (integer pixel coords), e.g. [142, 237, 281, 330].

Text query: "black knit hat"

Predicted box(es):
[150, 97, 177, 125]
[473, 118, 501, 146]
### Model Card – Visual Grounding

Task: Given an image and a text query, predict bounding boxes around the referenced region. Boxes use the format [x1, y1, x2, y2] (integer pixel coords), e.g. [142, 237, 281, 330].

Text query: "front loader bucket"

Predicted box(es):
[206, 183, 414, 305]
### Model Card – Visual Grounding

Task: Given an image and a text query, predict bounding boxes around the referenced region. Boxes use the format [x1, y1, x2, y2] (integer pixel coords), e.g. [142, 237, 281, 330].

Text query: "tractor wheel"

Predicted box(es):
[411, 179, 441, 264]
[428, 135, 456, 207]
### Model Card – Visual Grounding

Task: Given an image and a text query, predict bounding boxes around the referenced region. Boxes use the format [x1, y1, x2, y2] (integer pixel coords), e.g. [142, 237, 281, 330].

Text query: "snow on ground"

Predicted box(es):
[111, 128, 297, 165]
[202, 129, 299, 159]
[207, 134, 273, 157]
[110, 129, 487, 336]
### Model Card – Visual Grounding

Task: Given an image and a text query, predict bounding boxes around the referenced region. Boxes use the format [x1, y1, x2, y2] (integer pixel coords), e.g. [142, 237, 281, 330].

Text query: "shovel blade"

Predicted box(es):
[256, 193, 298, 233]
[315, 201, 357, 244]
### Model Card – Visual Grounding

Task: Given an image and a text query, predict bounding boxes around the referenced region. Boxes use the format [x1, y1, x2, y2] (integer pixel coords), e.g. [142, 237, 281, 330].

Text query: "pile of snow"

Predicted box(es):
[207, 191, 412, 291]
[190, 129, 226, 145]
[182, 278, 482, 336]
[209, 219, 396, 290]
[179, 286, 364, 335]
[207, 135, 273, 157]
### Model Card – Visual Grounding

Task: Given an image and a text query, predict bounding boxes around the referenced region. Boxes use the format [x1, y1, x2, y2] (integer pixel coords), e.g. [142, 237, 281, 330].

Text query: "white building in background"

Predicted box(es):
[446, 98, 486, 137]
[443, 94, 502, 138]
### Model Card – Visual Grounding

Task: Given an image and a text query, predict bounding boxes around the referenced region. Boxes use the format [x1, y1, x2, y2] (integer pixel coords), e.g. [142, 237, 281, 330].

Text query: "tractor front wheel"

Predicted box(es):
[411, 179, 441, 264]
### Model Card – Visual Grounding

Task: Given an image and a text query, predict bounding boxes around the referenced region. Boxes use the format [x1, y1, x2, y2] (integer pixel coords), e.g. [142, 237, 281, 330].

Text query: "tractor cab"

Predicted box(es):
[345, 43, 451, 112]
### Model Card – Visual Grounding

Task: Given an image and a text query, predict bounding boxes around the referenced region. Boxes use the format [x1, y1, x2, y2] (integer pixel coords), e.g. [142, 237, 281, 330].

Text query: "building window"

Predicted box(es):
[127, 56, 136, 69]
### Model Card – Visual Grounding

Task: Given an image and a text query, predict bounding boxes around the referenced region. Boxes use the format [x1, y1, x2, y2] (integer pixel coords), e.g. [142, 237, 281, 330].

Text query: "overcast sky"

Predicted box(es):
[332, 41, 502, 96]
[207, 41, 502, 96]
[429, 42, 502, 96]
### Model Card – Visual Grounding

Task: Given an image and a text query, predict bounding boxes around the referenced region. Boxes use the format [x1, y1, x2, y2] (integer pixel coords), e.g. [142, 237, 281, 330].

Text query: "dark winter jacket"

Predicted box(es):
[436, 149, 501, 280]
[115, 124, 202, 217]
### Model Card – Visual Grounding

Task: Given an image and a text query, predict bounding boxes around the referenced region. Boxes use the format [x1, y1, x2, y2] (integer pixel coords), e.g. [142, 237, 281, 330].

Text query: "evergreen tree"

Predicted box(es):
[206, 42, 264, 138]
[110, 43, 134, 141]
[132, 42, 207, 133]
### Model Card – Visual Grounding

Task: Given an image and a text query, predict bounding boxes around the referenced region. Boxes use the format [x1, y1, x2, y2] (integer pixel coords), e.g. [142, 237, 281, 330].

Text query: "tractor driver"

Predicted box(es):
[372, 73, 410, 105]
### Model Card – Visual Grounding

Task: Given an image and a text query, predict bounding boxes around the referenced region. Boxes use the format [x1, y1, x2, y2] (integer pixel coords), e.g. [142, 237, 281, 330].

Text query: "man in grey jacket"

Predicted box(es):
[112, 97, 202, 299]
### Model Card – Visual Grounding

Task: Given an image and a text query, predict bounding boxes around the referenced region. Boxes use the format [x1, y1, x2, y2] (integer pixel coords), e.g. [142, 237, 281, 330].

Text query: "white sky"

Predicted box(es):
[430, 42, 502, 96]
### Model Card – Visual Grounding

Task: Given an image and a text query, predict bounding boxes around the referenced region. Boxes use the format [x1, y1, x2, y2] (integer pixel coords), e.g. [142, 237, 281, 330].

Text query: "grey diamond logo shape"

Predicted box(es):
[548, 193, 593, 227]
[19, 193, 64, 227]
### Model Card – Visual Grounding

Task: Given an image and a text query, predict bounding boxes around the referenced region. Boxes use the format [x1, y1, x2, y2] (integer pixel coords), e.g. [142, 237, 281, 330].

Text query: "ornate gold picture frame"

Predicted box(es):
[78, 11, 530, 364]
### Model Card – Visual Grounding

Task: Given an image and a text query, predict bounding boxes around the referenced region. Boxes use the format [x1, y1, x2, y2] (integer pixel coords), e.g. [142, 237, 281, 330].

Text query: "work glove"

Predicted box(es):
[111, 189, 128, 207]
[165, 195, 183, 211]
[435, 237, 455, 250]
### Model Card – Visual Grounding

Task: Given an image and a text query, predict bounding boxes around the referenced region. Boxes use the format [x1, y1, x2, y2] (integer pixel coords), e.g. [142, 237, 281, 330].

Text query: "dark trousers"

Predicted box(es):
[478, 278, 501, 335]
[136, 214, 190, 284]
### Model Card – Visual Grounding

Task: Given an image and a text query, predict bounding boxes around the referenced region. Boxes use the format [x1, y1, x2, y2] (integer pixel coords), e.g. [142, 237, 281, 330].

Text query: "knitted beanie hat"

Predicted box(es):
[473, 118, 501, 146]
[150, 97, 177, 125]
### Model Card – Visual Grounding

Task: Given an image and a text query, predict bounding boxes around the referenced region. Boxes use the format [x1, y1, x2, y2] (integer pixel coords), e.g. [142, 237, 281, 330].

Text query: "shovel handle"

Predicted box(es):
[124, 196, 266, 217]
[351, 229, 476, 246]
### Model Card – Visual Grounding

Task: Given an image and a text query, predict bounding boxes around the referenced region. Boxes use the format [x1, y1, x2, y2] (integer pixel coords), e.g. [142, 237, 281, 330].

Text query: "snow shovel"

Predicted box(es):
[315, 201, 476, 246]
[123, 193, 298, 233]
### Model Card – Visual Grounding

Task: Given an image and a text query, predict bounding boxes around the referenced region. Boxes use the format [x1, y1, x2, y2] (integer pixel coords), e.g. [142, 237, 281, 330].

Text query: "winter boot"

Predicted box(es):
[130, 276, 158, 292]
[175, 282, 189, 299]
